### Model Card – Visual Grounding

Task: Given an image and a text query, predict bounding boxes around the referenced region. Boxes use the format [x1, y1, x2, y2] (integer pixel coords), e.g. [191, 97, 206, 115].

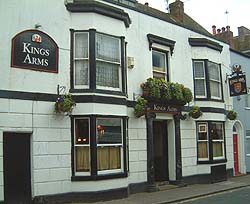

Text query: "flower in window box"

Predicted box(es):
[54, 93, 76, 115]
[227, 110, 237, 120]
[189, 105, 202, 119]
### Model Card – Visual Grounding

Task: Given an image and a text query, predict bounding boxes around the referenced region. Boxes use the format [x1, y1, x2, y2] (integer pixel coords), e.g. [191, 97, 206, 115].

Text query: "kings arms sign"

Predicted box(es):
[228, 64, 247, 97]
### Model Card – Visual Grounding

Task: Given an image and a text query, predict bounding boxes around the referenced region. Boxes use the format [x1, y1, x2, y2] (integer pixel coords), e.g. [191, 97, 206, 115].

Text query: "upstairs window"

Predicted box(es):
[96, 33, 121, 89]
[193, 60, 223, 101]
[152, 50, 168, 80]
[74, 33, 89, 88]
[71, 30, 126, 94]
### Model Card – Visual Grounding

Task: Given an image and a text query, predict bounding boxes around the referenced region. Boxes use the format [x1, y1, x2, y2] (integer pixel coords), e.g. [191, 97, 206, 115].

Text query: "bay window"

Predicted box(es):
[71, 29, 126, 94]
[193, 60, 223, 100]
[197, 121, 226, 163]
[72, 116, 127, 180]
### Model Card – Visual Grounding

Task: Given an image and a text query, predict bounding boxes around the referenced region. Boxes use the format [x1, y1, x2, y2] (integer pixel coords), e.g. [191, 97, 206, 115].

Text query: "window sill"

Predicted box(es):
[71, 172, 128, 181]
[197, 159, 227, 165]
[194, 98, 224, 103]
[70, 88, 126, 96]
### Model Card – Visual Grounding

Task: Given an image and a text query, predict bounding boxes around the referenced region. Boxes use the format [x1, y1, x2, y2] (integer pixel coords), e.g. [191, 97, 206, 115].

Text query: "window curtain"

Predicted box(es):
[194, 61, 206, 96]
[76, 146, 90, 172]
[74, 33, 89, 85]
[97, 146, 121, 170]
[208, 62, 221, 98]
[213, 142, 223, 157]
[198, 142, 208, 159]
[96, 34, 120, 88]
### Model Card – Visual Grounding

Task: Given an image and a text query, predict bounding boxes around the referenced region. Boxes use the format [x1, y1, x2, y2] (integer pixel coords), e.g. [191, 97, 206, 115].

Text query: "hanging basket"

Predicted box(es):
[189, 106, 202, 119]
[227, 110, 237, 120]
[54, 94, 75, 114]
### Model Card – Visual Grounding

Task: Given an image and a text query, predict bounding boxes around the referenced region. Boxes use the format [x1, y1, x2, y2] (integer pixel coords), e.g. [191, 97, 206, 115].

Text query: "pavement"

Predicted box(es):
[78, 174, 250, 204]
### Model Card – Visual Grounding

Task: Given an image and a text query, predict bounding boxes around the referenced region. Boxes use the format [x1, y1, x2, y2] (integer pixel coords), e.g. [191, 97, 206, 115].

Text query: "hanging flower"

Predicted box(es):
[227, 110, 237, 120]
[54, 93, 76, 114]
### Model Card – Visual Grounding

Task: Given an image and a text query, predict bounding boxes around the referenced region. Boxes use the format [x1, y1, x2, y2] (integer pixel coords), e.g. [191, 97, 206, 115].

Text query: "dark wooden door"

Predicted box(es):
[3, 132, 32, 204]
[233, 133, 239, 175]
[153, 121, 169, 182]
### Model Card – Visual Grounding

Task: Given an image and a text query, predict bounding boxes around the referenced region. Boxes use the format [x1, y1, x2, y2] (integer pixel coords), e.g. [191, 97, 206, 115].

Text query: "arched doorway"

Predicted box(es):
[233, 121, 246, 175]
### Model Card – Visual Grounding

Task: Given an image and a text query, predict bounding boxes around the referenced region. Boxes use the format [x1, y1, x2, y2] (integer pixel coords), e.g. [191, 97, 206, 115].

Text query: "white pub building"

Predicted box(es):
[0, 0, 235, 203]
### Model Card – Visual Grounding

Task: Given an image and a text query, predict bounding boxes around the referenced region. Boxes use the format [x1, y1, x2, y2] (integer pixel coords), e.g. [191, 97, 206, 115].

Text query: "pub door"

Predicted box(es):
[153, 120, 169, 182]
[3, 132, 32, 204]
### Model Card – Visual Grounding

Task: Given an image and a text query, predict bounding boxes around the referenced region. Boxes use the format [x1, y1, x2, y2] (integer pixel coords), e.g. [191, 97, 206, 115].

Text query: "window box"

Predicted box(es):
[140, 78, 193, 106]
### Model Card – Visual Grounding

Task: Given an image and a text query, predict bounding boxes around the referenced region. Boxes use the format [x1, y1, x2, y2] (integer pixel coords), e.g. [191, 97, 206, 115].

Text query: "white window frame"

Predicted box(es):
[152, 50, 167, 79]
[208, 62, 222, 100]
[96, 118, 124, 175]
[245, 130, 250, 156]
[211, 122, 225, 160]
[197, 122, 209, 161]
[194, 61, 207, 98]
[74, 117, 91, 176]
[73, 32, 89, 89]
[96, 33, 122, 91]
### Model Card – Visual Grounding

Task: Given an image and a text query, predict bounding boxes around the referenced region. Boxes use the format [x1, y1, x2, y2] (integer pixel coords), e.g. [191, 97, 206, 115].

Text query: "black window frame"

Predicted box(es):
[196, 121, 227, 164]
[70, 29, 127, 96]
[192, 59, 224, 102]
[71, 115, 128, 181]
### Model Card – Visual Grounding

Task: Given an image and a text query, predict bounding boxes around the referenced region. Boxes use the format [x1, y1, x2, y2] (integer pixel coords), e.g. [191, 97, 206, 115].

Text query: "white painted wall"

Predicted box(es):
[0, 0, 233, 201]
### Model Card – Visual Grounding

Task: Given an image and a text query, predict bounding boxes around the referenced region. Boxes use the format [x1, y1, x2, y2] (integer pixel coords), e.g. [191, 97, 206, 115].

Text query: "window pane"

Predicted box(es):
[198, 142, 208, 159]
[208, 61, 220, 81]
[210, 80, 221, 98]
[211, 123, 223, 140]
[153, 71, 166, 80]
[96, 33, 120, 63]
[246, 138, 250, 154]
[213, 142, 223, 157]
[97, 146, 121, 170]
[76, 146, 90, 172]
[195, 79, 206, 96]
[75, 119, 89, 144]
[194, 61, 205, 78]
[75, 33, 88, 58]
[97, 118, 122, 144]
[153, 51, 166, 72]
[96, 61, 119, 88]
[75, 60, 88, 85]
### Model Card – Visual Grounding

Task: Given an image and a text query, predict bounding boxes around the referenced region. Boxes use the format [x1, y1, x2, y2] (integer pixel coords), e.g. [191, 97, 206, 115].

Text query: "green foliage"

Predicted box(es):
[55, 93, 76, 114]
[134, 97, 148, 117]
[140, 78, 193, 105]
[189, 105, 202, 119]
[227, 110, 237, 120]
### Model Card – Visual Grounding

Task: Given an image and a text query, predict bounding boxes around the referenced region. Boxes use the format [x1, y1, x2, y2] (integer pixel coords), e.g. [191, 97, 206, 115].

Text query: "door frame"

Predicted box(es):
[233, 121, 246, 175]
[3, 132, 32, 203]
[153, 120, 169, 182]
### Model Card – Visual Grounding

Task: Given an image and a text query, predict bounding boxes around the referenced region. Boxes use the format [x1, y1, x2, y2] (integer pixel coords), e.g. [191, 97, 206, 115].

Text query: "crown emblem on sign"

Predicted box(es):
[32, 34, 42, 43]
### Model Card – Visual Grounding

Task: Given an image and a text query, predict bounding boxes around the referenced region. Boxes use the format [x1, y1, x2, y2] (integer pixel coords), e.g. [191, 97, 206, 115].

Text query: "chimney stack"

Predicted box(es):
[170, 0, 184, 23]
[212, 25, 216, 35]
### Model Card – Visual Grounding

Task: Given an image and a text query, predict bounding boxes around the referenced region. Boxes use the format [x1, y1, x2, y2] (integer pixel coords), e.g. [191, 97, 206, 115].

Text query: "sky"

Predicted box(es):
[137, 0, 250, 36]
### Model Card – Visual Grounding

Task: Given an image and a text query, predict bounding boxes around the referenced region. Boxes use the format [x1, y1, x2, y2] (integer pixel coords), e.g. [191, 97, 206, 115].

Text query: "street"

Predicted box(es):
[175, 186, 250, 204]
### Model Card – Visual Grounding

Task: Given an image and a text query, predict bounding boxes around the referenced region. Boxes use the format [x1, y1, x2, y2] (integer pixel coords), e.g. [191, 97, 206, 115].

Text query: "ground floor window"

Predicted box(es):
[197, 121, 226, 163]
[72, 115, 127, 180]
